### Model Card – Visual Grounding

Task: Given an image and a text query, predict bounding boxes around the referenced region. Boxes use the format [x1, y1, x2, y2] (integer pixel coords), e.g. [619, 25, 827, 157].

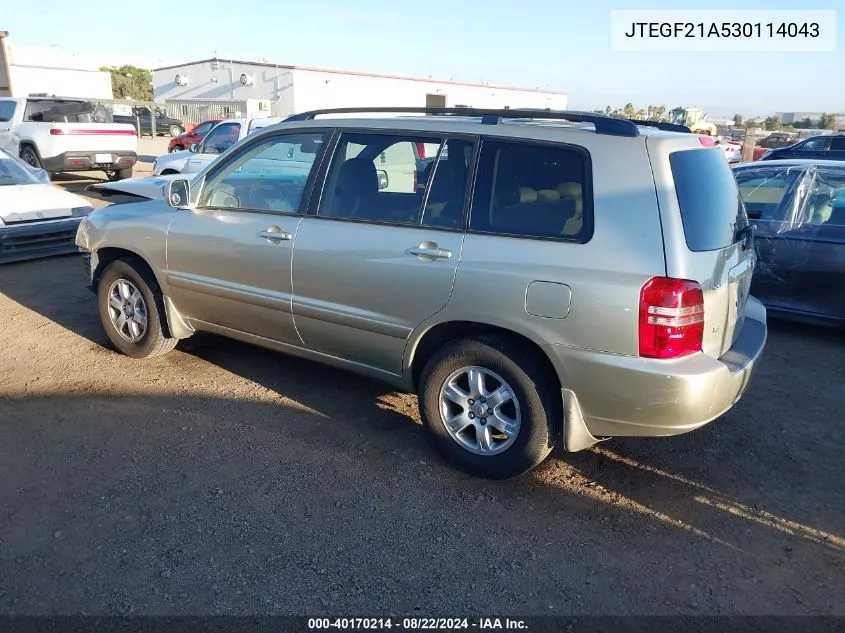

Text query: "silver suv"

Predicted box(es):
[76, 107, 768, 480]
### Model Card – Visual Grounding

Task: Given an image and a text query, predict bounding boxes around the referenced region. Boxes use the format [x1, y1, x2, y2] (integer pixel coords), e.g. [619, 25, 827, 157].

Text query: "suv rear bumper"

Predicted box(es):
[41, 151, 137, 173]
[545, 296, 767, 444]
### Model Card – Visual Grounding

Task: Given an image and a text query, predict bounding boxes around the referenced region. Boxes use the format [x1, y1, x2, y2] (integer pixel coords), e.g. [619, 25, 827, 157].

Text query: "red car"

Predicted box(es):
[167, 119, 221, 153]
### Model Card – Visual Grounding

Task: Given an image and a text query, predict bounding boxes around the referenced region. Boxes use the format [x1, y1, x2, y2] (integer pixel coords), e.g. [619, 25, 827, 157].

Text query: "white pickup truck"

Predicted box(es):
[152, 116, 285, 176]
[0, 96, 138, 181]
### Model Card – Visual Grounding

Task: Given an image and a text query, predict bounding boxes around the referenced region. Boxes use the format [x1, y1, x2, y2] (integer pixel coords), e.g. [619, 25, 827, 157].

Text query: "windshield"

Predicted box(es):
[0, 150, 41, 186]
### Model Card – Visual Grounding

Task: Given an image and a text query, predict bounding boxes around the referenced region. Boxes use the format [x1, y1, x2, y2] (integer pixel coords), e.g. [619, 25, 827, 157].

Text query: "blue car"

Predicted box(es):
[759, 134, 845, 162]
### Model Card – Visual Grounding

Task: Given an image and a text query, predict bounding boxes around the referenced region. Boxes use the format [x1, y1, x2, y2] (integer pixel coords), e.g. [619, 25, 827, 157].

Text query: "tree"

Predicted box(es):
[763, 116, 781, 131]
[819, 113, 836, 129]
[100, 65, 153, 101]
[733, 114, 744, 127]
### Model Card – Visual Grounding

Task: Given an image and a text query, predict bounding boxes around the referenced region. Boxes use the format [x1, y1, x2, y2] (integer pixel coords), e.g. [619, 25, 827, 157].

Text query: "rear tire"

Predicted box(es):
[169, 125, 183, 138]
[97, 258, 178, 359]
[418, 335, 560, 480]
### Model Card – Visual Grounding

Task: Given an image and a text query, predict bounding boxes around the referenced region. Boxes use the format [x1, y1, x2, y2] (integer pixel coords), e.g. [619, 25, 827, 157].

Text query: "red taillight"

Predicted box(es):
[415, 142, 426, 159]
[639, 277, 704, 359]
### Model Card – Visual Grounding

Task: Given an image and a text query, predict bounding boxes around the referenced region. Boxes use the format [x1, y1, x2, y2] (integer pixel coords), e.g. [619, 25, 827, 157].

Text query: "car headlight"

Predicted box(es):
[71, 206, 94, 218]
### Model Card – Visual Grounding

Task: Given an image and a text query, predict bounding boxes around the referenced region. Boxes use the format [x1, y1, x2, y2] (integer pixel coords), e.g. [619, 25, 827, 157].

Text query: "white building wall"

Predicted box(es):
[153, 60, 568, 119]
[153, 60, 294, 116]
[290, 68, 568, 113]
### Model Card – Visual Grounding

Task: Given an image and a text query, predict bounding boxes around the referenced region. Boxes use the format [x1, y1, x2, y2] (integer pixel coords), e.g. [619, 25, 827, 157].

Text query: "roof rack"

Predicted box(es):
[283, 106, 646, 137]
[624, 119, 692, 133]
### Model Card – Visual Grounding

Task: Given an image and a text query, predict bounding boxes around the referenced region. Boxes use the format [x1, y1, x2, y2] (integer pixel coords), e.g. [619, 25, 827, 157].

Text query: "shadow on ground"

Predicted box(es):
[1, 256, 843, 615]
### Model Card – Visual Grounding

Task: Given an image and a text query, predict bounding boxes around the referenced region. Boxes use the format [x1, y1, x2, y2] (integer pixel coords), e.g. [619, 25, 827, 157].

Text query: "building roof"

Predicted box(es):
[152, 57, 567, 95]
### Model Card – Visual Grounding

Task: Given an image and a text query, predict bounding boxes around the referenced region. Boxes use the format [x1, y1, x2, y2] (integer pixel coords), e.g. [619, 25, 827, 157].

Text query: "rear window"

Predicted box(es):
[670, 147, 749, 252]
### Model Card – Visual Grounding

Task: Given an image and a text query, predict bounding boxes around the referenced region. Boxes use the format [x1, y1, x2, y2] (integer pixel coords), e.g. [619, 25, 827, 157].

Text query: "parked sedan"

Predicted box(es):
[0, 148, 94, 263]
[733, 159, 845, 327]
[758, 134, 845, 162]
[168, 119, 221, 153]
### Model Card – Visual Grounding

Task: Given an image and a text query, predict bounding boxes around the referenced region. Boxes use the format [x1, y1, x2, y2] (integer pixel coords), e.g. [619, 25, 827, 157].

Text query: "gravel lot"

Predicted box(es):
[0, 146, 843, 616]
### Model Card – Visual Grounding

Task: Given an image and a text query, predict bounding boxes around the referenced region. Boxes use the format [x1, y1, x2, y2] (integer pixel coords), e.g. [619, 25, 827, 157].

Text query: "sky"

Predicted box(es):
[1, 0, 841, 117]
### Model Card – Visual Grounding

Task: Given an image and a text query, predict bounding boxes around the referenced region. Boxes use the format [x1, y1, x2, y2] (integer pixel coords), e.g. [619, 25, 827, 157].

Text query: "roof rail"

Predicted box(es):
[283, 106, 643, 137]
[625, 119, 692, 133]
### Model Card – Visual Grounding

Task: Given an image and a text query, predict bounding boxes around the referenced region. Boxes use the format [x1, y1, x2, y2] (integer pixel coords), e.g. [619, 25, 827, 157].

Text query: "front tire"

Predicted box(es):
[418, 336, 560, 480]
[170, 145, 184, 153]
[97, 259, 178, 359]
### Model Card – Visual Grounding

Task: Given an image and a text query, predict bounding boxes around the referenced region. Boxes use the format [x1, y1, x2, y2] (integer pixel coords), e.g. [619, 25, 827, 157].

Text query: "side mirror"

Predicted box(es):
[166, 179, 191, 208]
[188, 143, 199, 153]
[377, 170, 389, 190]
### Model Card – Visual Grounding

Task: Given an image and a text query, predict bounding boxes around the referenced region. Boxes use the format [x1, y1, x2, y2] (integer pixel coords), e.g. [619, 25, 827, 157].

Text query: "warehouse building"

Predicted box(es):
[152, 57, 568, 121]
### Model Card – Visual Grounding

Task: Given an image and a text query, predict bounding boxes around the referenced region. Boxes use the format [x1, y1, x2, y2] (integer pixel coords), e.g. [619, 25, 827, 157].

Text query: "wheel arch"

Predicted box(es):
[91, 246, 193, 339]
[407, 320, 561, 394]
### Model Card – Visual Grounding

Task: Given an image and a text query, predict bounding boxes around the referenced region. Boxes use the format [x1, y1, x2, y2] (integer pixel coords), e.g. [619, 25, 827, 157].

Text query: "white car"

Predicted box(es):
[0, 148, 94, 263]
[152, 117, 285, 176]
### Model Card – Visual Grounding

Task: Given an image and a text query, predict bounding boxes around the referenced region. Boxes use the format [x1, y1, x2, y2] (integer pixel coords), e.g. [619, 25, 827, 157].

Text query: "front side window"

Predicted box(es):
[202, 122, 241, 154]
[469, 139, 592, 242]
[317, 132, 471, 228]
[192, 121, 213, 136]
[197, 132, 326, 213]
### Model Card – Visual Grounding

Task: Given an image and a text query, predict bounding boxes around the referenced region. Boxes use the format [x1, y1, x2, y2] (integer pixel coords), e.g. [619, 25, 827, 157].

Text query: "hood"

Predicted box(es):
[88, 174, 183, 200]
[0, 184, 90, 222]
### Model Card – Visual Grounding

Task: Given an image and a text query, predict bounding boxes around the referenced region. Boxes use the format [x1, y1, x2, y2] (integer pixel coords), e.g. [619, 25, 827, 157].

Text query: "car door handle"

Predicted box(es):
[406, 241, 452, 260]
[258, 226, 292, 242]
[0, 127, 9, 132]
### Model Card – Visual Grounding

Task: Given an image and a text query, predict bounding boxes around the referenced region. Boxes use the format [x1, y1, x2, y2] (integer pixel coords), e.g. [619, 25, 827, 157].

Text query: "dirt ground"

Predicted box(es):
[0, 146, 843, 615]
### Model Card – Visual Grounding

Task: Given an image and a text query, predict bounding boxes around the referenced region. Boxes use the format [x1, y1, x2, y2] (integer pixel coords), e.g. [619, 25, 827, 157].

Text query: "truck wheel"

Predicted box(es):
[417, 335, 561, 480]
[97, 258, 178, 359]
[106, 168, 133, 182]
[20, 145, 42, 169]
[169, 125, 183, 138]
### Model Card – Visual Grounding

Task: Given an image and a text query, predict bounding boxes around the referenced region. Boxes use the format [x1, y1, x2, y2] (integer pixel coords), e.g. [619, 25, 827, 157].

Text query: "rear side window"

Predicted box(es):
[830, 137, 845, 151]
[470, 139, 592, 242]
[670, 148, 749, 252]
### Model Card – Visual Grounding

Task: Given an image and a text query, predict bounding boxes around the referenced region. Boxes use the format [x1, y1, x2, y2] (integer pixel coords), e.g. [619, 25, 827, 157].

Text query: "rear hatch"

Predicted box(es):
[648, 135, 755, 359]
